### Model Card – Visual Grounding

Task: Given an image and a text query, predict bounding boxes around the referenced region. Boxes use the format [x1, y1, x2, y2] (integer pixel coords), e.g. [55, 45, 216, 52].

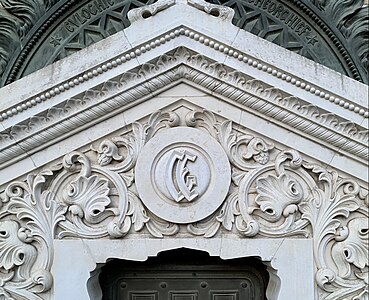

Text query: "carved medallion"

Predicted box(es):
[135, 127, 231, 223]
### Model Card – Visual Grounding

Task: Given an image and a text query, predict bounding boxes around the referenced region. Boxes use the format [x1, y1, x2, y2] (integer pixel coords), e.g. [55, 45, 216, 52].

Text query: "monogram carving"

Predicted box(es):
[0, 107, 367, 300]
[135, 126, 231, 224]
[166, 150, 199, 203]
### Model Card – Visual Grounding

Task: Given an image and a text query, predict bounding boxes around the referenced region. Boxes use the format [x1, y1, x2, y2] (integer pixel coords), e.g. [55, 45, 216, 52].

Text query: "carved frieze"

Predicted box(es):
[0, 107, 367, 299]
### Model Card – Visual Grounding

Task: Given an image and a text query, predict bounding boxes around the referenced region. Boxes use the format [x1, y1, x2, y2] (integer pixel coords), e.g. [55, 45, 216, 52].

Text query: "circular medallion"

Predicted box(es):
[135, 127, 231, 224]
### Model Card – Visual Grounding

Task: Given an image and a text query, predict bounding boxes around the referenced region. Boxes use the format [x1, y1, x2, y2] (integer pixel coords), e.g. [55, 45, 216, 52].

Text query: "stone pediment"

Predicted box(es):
[0, 44, 367, 185]
[1, 94, 368, 299]
[0, 1, 368, 300]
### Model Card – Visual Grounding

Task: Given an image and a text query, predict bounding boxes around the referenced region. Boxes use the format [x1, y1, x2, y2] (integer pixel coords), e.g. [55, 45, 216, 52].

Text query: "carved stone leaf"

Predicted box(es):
[119, 169, 134, 188]
[145, 110, 180, 139]
[126, 191, 149, 232]
[254, 173, 304, 222]
[234, 215, 259, 237]
[217, 120, 274, 169]
[216, 120, 236, 150]
[187, 217, 221, 238]
[63, 175, 112, 224]
[4, 172, 66, 298]
[216, 192, 238, 231]
[146, 213, 179, 238]
[97, 140, 123, 166]
[242, 137, 274, 165]
[0, 221, 36, 281]
[186, 109, 219, 138]
[298, 168, 362, 295]
[332, 218, 369, 279]
[231, 167, 247, 186]
[107, 216, 131, 239]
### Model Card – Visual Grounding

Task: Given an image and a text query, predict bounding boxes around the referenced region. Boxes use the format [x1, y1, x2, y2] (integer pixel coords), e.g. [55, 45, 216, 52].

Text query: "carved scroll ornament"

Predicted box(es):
[0, 109, 367, 299]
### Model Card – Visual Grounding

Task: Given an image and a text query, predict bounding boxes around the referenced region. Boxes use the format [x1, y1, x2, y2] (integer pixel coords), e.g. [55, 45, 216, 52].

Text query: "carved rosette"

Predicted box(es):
[0, 108, 367, 299]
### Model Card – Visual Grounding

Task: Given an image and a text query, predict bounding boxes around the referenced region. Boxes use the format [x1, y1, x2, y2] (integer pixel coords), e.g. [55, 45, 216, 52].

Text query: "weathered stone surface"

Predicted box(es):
[0, 0, 368, 86]
[0, 0, 367, 299]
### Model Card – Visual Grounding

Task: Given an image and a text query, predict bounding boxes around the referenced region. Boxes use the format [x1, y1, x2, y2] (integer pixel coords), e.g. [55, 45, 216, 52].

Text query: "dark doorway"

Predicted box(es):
[99, 248, 269, 300]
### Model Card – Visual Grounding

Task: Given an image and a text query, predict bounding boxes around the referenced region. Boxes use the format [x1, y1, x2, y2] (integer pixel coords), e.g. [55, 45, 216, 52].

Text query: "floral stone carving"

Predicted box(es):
[0, 108, 367, 299]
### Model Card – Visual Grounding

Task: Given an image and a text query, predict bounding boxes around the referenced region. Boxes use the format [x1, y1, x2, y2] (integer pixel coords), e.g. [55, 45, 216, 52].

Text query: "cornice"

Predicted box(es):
[0, 3, 367, 299]
[0, 26, 368, 123]
[0, 48, 367, 175]
[0, 0, 368, 189]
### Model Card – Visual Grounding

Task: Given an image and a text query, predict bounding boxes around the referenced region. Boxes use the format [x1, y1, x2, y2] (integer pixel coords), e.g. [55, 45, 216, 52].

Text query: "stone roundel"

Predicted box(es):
[135, 127, 231, 224]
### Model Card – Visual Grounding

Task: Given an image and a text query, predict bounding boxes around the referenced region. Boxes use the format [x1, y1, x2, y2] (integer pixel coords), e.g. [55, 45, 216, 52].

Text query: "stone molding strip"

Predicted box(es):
[0, 49, 367, 173]
[1, 26, 368, 122]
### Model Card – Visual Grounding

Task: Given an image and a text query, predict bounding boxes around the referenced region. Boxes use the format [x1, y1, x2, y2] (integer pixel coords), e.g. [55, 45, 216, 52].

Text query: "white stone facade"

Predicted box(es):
[0, 1, 368, 299]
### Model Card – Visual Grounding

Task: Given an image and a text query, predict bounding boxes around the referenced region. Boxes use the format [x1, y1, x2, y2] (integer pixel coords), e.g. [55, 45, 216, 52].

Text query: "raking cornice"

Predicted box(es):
[0, 48, 368, 174]
[0, 0, 368, 185]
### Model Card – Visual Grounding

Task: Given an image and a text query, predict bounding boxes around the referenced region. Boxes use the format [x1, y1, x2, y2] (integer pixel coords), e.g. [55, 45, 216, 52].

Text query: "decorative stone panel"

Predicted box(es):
[0, 105, 368, 299]
[0, 0, 367, 299]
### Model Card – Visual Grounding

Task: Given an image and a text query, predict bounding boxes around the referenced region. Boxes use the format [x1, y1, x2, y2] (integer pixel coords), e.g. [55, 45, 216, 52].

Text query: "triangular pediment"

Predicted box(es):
[0, 2, 368, 300]
[0, 44, 367, 185]
[1, 85, 368, 299]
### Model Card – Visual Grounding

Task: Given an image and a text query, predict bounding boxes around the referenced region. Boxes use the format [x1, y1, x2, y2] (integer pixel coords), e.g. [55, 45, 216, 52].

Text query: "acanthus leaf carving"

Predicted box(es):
[0, 169, 67, 299]
[187, 216, 221, 238]
[145, 212, 180, 238]
[186, 110, 275, 169]
[0, 107, 367, 300]
[253, 173, 304, 221]
[0, 221, 37, 282]
[97, 140, 123, 166]
[63, 175, 115, 224]
[299, 163, 367, 299]
[332, 218, 368, 279]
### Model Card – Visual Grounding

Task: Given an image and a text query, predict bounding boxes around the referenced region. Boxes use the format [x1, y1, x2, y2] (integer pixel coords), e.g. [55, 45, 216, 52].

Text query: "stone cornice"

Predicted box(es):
[0, 2, 368, 300]
[0, 48, 367, 176]
[1, 26, 368, 123]
[0, 1, 367, 178]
